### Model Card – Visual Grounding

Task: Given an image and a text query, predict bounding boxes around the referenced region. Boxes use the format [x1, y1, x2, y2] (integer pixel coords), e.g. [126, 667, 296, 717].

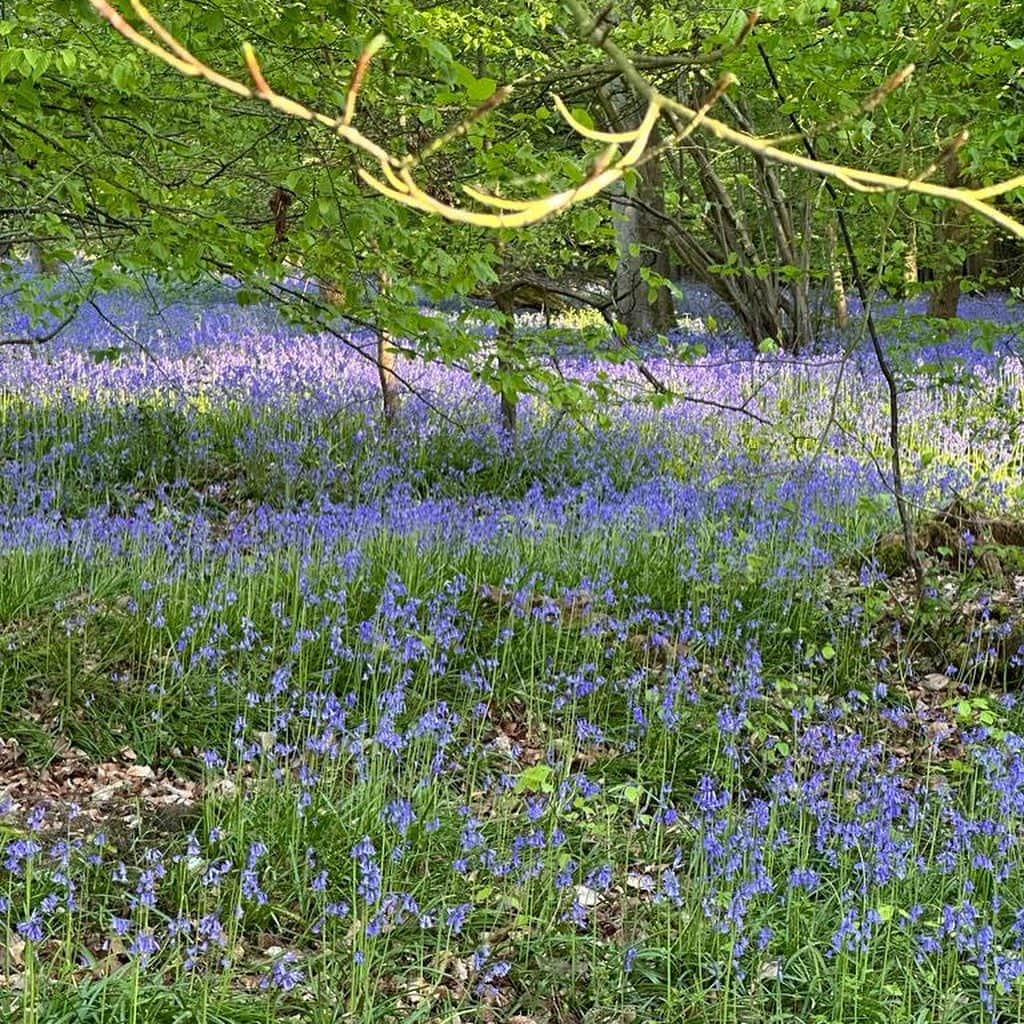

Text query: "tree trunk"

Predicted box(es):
[611, 173, 676, 336]
[376, 271, 402, 423]
[499, 381, 517, 438]
[927, 272, 962, 319]
[29, 242, 57, 274]
[319, 280, 346, 308]
[495, 293, 517, 439]
[653, 83, 814, 351]
[602, 79, 676, 339]
[377, 328, 401, 423]
[828, 222, 850, 329]
[927, 154, 965, 319]
[663, 137, 801, 350]
[903, 219, 918, 294]
[320, 273, 400, 421]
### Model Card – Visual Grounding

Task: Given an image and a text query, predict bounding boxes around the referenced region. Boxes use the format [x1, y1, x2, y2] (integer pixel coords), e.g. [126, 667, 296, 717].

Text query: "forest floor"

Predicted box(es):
[1, 288, 1023, 1023]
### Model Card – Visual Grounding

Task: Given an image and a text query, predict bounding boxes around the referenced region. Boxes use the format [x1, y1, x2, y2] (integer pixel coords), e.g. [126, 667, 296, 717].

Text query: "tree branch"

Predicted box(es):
[564, 0, 1024, 239]
[0, 311, 77, 347]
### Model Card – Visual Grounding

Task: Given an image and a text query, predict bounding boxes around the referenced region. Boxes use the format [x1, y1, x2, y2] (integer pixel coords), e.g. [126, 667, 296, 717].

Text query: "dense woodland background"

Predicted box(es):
[5, 0, 1023, 363]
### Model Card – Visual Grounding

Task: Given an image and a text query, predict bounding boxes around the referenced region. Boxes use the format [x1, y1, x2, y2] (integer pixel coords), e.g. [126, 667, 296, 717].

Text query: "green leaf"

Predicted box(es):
[466, 76, 497, 102]
[110, 61, 133, 91]
[569, 106, 594, 130]
[514, 764, 554, 793]
[423, 37, 454, 66]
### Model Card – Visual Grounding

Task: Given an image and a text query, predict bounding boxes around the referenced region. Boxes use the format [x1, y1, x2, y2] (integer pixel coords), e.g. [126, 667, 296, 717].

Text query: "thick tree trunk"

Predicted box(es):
[927, 273, 962, 319]
[928, 154, 965, 319]
[602, 79, 676, 339]
[610, 172, 676, 336]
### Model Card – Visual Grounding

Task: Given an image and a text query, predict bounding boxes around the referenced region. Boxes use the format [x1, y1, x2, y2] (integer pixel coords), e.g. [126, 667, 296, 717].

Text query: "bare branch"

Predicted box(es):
[564, 0, 1024, 239]
[0, 311, 77, 347]
[411, 85, 514, 166]
[87, 0, 658, 228]
[85, 0, 1024, 239]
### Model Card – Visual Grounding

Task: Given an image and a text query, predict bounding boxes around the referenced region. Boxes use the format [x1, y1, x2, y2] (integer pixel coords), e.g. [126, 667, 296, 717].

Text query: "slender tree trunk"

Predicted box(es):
[320, 280, 346, 308]
[655, 81, 813, 351]
[376, 328, 401, 423]
[758, 41, 924, 594]
[377, 335, 401, 422]
[749, 142, 813, 350]
[376, 271, 402, 423]
[903, 220, 918, 294]
[666, 140, 793, 349]
[29, 242, 57, 273]
[0, 214, 12, 262]
[828, 222, 850, 329]
[495, 293, 517, 439]
[499, 382, 517, 438]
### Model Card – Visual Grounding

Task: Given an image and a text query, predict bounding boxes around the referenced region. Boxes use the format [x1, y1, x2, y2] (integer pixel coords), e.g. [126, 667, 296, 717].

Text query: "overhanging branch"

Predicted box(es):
[83, 0, 1024, 239]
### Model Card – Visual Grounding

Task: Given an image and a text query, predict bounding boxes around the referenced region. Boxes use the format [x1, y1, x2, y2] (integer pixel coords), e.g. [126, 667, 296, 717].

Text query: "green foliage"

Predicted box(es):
[3, 0, 1022, 376]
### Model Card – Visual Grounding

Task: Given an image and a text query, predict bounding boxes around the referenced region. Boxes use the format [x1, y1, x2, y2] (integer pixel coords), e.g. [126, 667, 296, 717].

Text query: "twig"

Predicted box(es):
[343, 36, 386, 127]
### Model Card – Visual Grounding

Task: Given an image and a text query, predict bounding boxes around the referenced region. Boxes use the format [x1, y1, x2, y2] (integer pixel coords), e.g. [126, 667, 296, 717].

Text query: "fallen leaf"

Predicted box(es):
[921, 673, 951, 692]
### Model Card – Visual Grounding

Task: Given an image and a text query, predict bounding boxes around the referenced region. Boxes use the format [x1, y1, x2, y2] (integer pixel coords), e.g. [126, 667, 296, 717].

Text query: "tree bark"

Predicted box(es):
[376, 271, 402, 423]
[927, 269, 962, 319]
[927, 154, 966, 319]
[828, 222, 850, 329]
[601, 79, 676, 338]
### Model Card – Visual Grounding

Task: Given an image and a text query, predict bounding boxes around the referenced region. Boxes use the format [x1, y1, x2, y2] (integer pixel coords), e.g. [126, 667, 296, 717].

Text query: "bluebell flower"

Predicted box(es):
[262, 952, 304, 991]
[17, 912, 44, 942]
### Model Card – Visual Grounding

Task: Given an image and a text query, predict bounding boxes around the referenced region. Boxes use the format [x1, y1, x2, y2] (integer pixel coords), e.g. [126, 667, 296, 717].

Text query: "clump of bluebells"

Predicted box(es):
[1, 285, 1024, 1022]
